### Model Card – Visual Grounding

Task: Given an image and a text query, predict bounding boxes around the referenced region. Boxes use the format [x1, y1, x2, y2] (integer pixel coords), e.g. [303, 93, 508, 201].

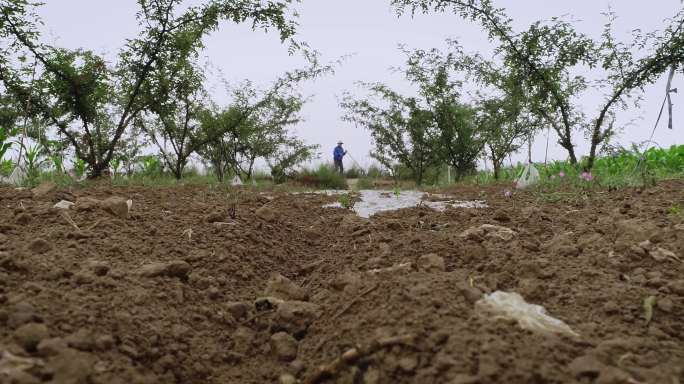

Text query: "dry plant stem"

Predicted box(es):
[60, 211, 80, 231]
[87, 220, 102, 231]
[239, 309, 275, 326]
[305, 334, 416, 384]
[332, 283, 379, 320]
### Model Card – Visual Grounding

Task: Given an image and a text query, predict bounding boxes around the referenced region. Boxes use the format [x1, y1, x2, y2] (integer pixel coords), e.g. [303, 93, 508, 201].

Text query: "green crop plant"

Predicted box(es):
[337, 193, 357, 210]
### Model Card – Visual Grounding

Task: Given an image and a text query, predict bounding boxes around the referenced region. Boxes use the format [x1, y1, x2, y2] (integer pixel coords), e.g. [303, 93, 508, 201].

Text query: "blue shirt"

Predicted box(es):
[333, 146, 345, 161]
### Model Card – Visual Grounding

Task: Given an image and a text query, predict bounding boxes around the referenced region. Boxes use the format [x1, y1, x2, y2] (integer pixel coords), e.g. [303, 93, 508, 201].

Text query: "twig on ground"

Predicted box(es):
[332, 283, 379, 320]
[240, 309, 275, 326]
[60, 211, 80, 231]
[305, 334, 416, 384]
[87, 220, 102, 231]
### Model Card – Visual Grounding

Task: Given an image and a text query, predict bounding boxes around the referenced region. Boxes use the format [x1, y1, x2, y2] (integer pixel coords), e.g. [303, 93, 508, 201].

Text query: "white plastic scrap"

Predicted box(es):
[476, 291, 579, 337]
[53, 200, 75, 210]
[230, 176, 243, 186]
[515, 164, 540, 190]
[0, 166, 26, 186]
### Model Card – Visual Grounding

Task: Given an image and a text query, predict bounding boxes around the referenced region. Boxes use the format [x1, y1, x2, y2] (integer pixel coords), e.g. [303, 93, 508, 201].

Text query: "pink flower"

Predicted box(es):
[580, 172, 594, 182]
[558, 171, 566, 178]
[503, 189, 512, 198]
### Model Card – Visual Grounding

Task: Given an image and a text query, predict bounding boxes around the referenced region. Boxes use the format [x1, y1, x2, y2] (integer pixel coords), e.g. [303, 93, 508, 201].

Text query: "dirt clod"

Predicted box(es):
[417, 253, 445, 272]
[27, 238, 52, 254]
[265, 273, 309, 301]
[1, 182, 683, 383]
[271, 332, 299, 361]
[100, 196, 130, 219]
[13, 322, 49, 352]
[31, 181, 57, 198]
[138, 260, 192, 280]
[256, 205, 277, 222]
[274, 301, 320, 336]
[37, 337, 69, 357]
[226, 302, 250, 319]
[7, 302, 41, 329]
[86, 261, 110, 276]
[279, 373, 297, 384]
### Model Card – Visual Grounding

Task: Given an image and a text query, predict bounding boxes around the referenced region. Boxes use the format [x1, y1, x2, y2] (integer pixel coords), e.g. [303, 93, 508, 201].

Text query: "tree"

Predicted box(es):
[477, 97, 536, 179]
[342, 85, 440, 186]
[342, 48, 480, 184]
[267, 138, 319, 183]
[0, 0, 299, 177]
[197, 54, 334, 182]
[198, 84, 313, 182]
[137, 55, 207, 179]
[405, 48, 482, 179]
[391, 0, 684, 170]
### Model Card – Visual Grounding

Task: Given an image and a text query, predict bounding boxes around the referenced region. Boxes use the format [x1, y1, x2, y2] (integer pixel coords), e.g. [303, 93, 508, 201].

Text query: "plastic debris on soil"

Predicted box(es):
[476, 291, 579, 337]
[53, 200, 75, 210]
[323, 190, 487, 218]
[0, 166, 26, 186]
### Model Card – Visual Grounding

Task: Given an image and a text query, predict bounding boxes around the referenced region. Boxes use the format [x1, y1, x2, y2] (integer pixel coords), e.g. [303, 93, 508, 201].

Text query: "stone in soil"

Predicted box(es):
[100, 196, 130, 219]
[274, 301, 320, 336]
[270, 332, 298, 361]
[265, 273, 309, 301]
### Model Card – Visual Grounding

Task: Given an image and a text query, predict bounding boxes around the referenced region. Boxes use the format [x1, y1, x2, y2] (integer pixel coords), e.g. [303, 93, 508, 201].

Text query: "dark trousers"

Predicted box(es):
[334, 158, 344, 175]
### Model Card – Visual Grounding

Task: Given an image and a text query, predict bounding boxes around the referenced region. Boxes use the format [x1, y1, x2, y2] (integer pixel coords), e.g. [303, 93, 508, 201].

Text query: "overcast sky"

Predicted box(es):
[39, 0, 683, 169]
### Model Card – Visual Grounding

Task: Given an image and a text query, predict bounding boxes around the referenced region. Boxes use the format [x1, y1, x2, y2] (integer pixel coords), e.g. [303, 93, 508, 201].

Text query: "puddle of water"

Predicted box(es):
[322, 190, 487, 218]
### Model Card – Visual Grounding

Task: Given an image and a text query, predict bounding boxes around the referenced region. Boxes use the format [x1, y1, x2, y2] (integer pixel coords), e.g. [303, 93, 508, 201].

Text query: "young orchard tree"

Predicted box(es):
[477, 97, 537, 180]
[342, 48, 480, 184]
[0, 0, 299, 178]
[406, 48, 482, 179]
[198, 55, 335, 181]
[391, 0, 684, 170]
[198, 88, 314, 181]
[267, 138, 319, 183]
[342, 85, 441, 186]
[136, 57, 208, 180]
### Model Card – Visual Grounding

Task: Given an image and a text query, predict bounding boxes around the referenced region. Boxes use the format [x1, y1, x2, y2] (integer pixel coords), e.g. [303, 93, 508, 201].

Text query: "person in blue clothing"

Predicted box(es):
[333, 141, 347, 175]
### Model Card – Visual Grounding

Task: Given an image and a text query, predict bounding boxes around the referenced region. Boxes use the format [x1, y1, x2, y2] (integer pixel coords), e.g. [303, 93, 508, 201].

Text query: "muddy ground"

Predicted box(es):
[0, 180, 683, 384]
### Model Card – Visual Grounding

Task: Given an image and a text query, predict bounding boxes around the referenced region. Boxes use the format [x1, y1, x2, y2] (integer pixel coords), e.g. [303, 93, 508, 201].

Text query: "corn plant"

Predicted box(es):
[74, 158, 87, 178]
[0, 126, 17, 177]
[19, 143, 48, 183]
[0, 126, 16, 160]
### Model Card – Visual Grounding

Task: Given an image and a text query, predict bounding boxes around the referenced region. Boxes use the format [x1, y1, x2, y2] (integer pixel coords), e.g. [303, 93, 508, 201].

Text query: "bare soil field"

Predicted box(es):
[1, 181, 683, 384]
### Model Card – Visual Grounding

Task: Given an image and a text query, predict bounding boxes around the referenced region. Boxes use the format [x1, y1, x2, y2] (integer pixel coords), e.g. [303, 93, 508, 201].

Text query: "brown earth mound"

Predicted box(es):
[0, 181, 683, 383]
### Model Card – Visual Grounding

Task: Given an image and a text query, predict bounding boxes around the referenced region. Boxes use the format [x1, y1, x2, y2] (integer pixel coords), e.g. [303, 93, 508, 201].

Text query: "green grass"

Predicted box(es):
[3, 144, 682, 192]
[295, 164, 348, 190]
[458, 144, 684, 189]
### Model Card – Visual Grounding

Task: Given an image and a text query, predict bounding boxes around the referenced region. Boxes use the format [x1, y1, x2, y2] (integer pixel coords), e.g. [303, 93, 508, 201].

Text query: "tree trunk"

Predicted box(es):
[173, 163, 183, 180]
[586, 140, 599, 171]
[559, 137, 578, 165]
[492, 158, 501, 180]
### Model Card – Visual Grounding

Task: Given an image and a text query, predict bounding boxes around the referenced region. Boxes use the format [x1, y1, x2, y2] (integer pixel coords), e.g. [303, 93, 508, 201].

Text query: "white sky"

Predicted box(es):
[38, 0, 684, 169]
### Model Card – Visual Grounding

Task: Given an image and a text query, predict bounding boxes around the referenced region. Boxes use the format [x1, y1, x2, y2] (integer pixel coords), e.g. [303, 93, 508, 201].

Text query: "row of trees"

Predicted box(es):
[0, 0, 325, 181]
[345, 0, 683, 185]
[2, 0, 682, 184]
[341, 47, 538, 184]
